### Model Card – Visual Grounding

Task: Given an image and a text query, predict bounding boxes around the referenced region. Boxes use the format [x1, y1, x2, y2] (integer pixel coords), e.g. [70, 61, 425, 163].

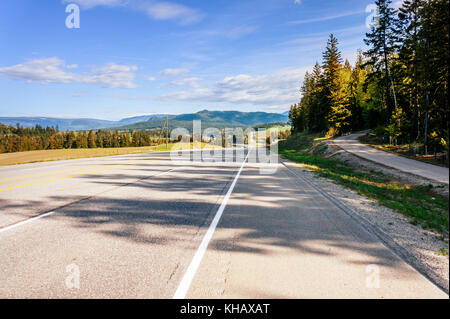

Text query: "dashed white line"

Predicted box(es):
[0, 211, 56, 234]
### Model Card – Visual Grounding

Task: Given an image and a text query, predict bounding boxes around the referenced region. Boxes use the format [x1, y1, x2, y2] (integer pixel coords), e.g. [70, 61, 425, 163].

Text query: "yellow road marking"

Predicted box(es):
[0, 165, 105, 182]
[0, 164, 130, 192]
[0, 161, 138, 183]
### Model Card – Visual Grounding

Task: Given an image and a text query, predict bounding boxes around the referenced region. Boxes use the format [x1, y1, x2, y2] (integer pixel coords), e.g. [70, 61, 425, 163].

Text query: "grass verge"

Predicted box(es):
[0, 143, 217, 166]
[279, 133, 449, 237]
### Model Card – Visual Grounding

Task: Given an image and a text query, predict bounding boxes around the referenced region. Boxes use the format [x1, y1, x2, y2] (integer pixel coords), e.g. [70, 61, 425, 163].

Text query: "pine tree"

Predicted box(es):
[349, 50, 367, 130]
[322, 34, 343, 108]
[398, 0, 424, 140]
[364, 0, 400, 120]
[88, 130, 97, 148]
[328, 60, 352, 135]
[308, 63, 324, 132]
[419, 0, 449, 152]
[322, 34, 347, 134]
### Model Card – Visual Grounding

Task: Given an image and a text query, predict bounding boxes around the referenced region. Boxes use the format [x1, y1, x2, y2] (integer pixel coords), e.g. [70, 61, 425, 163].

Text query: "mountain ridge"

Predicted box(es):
[0, 110, 288, 131]
[114, 110, 289, 130]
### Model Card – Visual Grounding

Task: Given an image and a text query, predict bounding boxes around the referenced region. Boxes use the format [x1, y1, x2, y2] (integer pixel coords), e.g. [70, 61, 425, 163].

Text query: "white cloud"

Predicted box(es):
[0, 58, 138, 89]
[147, 76, 157, 81]
[289, 10, 364, 25]
[71, 91, 89, 97]
[159, 68, 190, 77]
[62, 0, 128, 9]
[171, 77, 202, 87]
[160, 67, 309, 106]
[280, 36, 328, 47]
[86, 63, 138, 88]
[64, 0, 204, 25]
[0, 57, 77, 84]
[226, 26, 258, 39]
[139, 1, 204, 25]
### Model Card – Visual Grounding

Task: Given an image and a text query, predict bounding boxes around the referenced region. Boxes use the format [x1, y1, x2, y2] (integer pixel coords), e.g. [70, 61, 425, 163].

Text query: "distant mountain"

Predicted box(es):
[0, 115, 171, 131]
[0, 110, 289, 131]
[282, 110, 290, 116]
[0, 117, 115, 131]
[116, 114, 172, 126]
[116, 110, 289, 131]
[173, 110, 288, 126]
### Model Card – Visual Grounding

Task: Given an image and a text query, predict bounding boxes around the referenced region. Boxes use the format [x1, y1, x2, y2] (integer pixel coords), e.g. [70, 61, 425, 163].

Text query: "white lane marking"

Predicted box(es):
[0, 211, 56, 234]
[173, 152, 250, 299]
[0, 168, 178, 235]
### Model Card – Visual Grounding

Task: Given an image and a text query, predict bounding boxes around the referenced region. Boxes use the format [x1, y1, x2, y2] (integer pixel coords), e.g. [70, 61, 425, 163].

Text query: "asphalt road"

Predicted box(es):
[334, 133, 449, 184]
[0, 148, 447, 298]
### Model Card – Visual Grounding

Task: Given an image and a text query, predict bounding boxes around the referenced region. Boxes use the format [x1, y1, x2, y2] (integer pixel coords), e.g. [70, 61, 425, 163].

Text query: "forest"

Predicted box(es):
[289, 0, 448, 155]
[0, 122, 290, 154]
[0, 124, 167, 153]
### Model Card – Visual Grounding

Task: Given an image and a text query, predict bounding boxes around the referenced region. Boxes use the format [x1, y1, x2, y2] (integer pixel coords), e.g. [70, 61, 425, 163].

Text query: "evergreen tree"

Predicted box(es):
[88, 130, 97, 148]
[364, 0, 400, 120]
[398, 0, 423, 139]
[328, 60, 352, 135]
[321, 34, 343, 132]
[419, 0, 449, 152]
[349, 51, 367, 130]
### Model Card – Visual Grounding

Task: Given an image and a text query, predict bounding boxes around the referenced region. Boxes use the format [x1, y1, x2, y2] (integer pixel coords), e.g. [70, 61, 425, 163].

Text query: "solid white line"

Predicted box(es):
[173, 152, 250, 299]
[0, 211, 56, 234]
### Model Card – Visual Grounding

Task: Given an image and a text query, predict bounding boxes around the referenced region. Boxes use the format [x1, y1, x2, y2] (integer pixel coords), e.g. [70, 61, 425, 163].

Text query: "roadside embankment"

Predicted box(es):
[279, 133, 449, 293]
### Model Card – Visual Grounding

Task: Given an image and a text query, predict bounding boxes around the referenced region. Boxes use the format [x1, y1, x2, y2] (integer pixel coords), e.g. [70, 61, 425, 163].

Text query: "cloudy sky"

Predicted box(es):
[0, 0, 377, 120]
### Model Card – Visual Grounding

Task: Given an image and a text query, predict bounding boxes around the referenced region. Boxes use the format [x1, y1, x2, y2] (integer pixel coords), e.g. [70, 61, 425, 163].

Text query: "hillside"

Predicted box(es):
[116, 110, 289, 131]
[0, 114, 170, 131]
[173, 110, 288, 125]
[0, 110, 288, 131]
[0, 117, 116, 131]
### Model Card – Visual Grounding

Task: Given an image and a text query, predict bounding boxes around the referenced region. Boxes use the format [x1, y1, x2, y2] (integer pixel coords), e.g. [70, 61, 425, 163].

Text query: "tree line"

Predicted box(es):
[0, 123, 167, 153]
[289, 0, 448, 154]
[0, 122, 291, 154]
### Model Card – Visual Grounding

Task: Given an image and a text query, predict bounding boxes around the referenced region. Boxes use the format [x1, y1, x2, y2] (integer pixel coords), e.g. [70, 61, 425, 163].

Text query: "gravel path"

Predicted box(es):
[334, 132, 449, 184]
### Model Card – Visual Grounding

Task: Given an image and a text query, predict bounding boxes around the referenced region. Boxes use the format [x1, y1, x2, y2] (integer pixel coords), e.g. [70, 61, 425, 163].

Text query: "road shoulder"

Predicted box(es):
[187, 160, 448, 298]
[282, 158, 449, 294]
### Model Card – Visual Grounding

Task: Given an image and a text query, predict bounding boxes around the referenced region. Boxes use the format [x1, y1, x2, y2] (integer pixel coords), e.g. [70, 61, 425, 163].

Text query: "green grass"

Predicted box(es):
[266, 125, 292, 133]
[279, 133, 449, 236]
[436, 247, 449, 256]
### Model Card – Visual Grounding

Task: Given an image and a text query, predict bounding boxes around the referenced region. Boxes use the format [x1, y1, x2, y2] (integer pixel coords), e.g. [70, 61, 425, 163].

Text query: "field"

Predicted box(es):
[0, 143, 216, 166]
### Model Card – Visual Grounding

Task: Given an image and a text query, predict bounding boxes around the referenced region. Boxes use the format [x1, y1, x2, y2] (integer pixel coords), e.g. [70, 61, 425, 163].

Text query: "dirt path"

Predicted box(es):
[334, 132, 449, 184]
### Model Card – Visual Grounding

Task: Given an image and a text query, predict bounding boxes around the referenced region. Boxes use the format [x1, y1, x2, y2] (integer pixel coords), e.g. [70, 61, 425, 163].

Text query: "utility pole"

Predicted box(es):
[158, 117, 169, 149]
[165, 116, 169, 149]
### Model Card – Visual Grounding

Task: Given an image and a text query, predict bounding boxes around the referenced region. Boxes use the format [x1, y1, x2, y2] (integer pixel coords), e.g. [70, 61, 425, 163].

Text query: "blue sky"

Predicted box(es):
[0, 0, 380, 120]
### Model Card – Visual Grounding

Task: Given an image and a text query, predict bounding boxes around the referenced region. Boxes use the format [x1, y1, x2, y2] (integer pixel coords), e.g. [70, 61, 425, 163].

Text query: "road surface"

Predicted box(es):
[334, 132, 449, 184]
[0, 149, 447, 298]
